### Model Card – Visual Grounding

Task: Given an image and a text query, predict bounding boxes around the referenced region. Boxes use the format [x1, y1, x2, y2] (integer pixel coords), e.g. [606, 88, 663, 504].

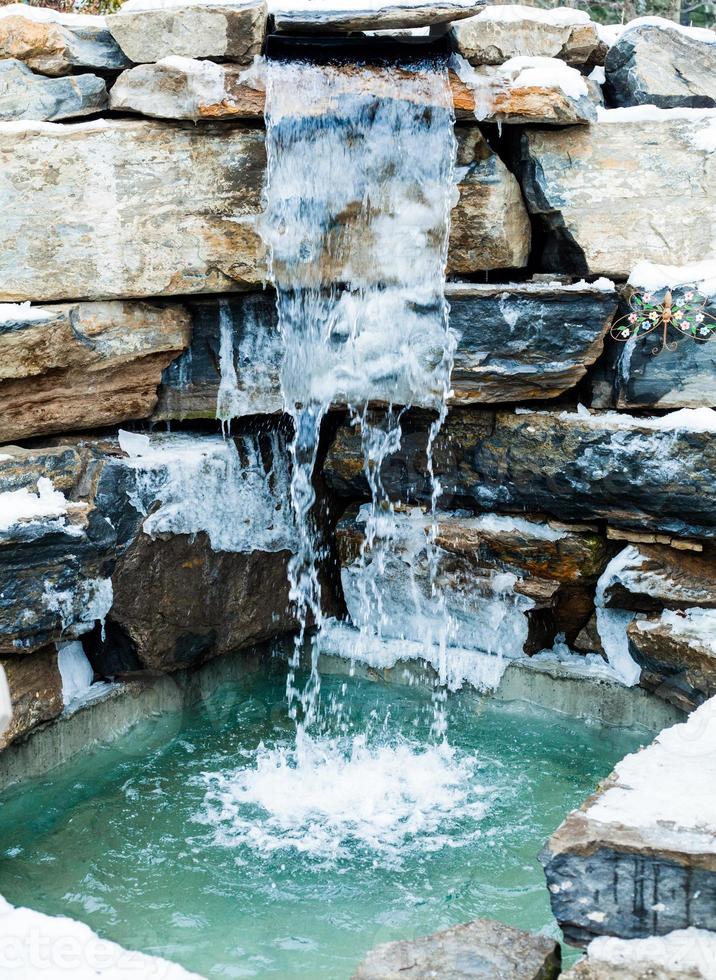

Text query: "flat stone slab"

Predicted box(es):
[324, 407, 716, 540]
[0, 117, 526, 303]
[563, 928, 716, 979]
[153, 280, 615, 421]
[605, 18, 716, 109]
[541, 697, 716, 945]
[108, 0, 267, 64]
[352, 917, 560, 979]
[520, 108, 716, 278]
[271, 0, 484, 34]
[0, 59, 107, 122]
[451, 4, 600, 66]
[0, 3, 130, 76]
[0, 300, 190, 442]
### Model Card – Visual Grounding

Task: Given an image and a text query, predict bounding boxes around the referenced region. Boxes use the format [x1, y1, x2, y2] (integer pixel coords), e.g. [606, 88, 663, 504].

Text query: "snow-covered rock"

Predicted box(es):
[451, 4, 600, 67]
[564, 928, 716, 979]
[542, 696, 716, 945]
[605, 17, 716, 109]
[107, 0, 266, 65]
[0, 3, 129, 76]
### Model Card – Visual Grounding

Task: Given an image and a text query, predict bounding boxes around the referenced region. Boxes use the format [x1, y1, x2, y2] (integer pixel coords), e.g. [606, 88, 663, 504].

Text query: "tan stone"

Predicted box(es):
[0, 301, 190, 442]
[0, 649, 62, 749]
[521, 112, 716, 278]
[107, 0, 267, 65]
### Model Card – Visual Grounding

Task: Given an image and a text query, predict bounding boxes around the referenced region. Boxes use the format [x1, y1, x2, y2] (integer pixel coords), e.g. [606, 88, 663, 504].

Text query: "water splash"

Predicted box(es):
[261, 57, 458, 727]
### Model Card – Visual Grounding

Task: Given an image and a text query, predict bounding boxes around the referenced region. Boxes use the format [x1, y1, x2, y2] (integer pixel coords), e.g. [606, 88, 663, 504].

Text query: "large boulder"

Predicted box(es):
[0, 118, 526, 304]
[0, 648, 62, 749]
[605, 19, 716, 109]
[520, 110, 716, 277]
[0, 300, 190, 442]
[272, 0, 483, 34]
[451, 5, 600, 67]
[323, 407, 716, 540]
[541, 698, 716, 945]
[0, 118, 267, 302]
[0, 4, 130, 76]
[0, 59, 107, 122]
[107, 0, 267, 64]
[352, 918, 560, 979]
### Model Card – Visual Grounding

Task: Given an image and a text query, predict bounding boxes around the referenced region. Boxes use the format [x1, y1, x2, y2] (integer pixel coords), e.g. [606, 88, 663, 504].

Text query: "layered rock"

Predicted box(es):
[323, 407, 716, 540]
[352, 918, 560, 979]
[628, 608, 716, 709]
[272, 0, 482, 34]
[154, 281, 615, 420]
[0, 648, 62, 749]
[563, 929, 716, 980]
[107, 0, 267, 65]
[596, 543, 716, 612]
[0, 118, 267, 302]
[605, 19, 716, 109]
[451, 5, 601, 67]
[0, 4, 130, 76]
[0, 118, 526, 303]
[520, 109, 716, 277]
[0, 300, 190, 442]
[0, 59, 107, 122]
[336, 508, 611, 659]
[542, 697, 716, 945]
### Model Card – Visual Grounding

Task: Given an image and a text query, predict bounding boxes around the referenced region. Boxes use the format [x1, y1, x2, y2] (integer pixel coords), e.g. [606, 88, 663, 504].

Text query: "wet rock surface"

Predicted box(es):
[0, 300, 190, 442]
[520, 112, 716, 277]
[352, 917, 561, 979]
[107, 0, 267, 65]
[323, 408, 716, 540]
[605, 20, 716, 109]
[542, 697, 716, 946]
[0, 648, 62, 749]
[272, 0, 482, 34]
[0, 59, 107, 122]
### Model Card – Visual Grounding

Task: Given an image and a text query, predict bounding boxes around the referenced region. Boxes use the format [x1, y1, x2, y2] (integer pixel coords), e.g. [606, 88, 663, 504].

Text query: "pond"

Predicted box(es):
[0, 658, 647, 978]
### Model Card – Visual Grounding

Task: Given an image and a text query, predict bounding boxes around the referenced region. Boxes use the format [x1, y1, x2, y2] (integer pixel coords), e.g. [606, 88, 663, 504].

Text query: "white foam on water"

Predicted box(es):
[196, 731, 488, 863]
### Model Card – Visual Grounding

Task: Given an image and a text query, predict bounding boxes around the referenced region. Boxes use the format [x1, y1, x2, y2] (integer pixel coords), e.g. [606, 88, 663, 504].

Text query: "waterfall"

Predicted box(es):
[261, 55, 457, 727]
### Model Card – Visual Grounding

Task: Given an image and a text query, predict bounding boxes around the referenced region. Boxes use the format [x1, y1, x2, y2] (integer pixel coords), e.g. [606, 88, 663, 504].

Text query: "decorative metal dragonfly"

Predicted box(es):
[610, 289, 716, 355]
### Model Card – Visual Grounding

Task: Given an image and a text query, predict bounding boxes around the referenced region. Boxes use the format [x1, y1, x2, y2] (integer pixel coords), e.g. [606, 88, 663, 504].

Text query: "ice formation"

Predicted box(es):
[118, 429, 296, 554]
[0, 478, 77, 535]
[594, 547, 642, 687]
[57, 641, 95, 708]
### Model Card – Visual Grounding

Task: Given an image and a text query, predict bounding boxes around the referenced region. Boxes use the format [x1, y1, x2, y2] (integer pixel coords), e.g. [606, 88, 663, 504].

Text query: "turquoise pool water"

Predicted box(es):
[0, 660, 646, 977]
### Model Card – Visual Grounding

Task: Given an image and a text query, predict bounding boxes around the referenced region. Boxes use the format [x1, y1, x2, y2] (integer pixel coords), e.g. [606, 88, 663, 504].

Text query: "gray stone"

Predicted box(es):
[273, 0, 484, 34]
[107, 0, 267, 65]
[451, 6, 600, 66]
[541, 697, 716, 946]
[323, 407, 716, 540]
[352, 917, 560, 979]
[0, 3, 130, 77]
[0, 300, 190, 442]
[563, 929, 716, 979]
[605, 21, 716, 108]
[0, 59, 107, 122]
[109, 57, 265, 121]
[520, 114, 716, 278]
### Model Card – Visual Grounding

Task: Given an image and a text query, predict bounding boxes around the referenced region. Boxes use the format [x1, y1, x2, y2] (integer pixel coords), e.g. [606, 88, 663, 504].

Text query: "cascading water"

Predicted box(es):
[261, 56, 458, 732]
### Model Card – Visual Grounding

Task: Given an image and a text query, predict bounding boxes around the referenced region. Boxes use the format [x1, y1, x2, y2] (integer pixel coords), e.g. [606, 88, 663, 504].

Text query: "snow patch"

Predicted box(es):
[0, 2, 105, 25]
[0, 302, 55, 325]
[471, 4, 591, 25]
[500, 56, 588, 100]
[597, 105, 716, 125]
[0, 479, 76, 535]
[468, 512, 566, 541]
[610, 15, 715, 43]
[560, 405, 716, 433]
[629, 259, 716, 297]
[0, 894, 203, 978]
[635, 608, 716, 655]
[587, 928, 716, 977]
